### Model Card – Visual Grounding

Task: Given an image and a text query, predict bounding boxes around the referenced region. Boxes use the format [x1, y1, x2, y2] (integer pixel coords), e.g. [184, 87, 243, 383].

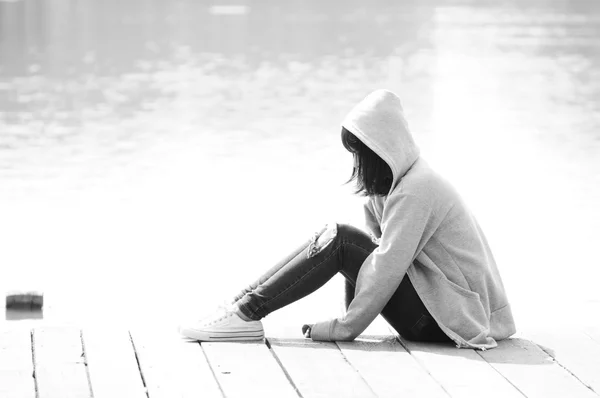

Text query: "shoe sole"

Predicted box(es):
[180, 328, 264, 342]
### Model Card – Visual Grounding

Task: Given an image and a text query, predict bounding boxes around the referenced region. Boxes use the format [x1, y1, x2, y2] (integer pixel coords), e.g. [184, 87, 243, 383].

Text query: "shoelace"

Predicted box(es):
[201, 302, 235, 326]
[206, 312, 232, 326]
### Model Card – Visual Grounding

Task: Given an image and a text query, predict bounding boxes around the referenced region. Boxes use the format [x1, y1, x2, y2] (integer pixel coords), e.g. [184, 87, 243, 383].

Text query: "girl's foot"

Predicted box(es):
[178, 306, 264, 341]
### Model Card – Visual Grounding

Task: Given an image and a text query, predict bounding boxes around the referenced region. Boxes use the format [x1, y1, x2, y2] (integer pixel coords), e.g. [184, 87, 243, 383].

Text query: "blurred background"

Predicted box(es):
[0, 0, 598, 333]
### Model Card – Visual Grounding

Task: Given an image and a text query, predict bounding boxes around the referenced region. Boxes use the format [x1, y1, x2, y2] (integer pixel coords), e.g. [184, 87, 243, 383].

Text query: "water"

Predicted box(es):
[1, 0, 599, 330]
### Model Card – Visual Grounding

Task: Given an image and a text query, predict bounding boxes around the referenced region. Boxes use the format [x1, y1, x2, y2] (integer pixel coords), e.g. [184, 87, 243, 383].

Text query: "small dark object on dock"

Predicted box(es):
[5, 291, 44, 309]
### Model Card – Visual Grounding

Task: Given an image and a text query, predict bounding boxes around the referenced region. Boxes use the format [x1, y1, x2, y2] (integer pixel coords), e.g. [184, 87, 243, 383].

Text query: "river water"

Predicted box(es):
[1, 0, 599, 331]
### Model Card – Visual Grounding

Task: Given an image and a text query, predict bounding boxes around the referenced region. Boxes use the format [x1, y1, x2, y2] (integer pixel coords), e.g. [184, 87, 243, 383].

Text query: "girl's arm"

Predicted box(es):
[364, 199, 382, 243]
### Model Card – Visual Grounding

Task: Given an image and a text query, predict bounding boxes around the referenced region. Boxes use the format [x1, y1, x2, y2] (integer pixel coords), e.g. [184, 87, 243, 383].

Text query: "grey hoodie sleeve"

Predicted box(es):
[310, 193, 433, 341]
[364, 200, 382, 242]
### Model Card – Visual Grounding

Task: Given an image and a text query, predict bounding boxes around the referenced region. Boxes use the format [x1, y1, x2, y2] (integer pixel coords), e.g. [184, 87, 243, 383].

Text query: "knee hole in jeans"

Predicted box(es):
[307, 223, 338, 258]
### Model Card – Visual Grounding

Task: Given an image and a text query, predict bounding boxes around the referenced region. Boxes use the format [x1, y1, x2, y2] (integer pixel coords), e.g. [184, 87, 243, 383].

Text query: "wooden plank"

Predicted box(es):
[33, 327, 85, 364]
[0, 327, 34, 370]
[33, 327, 92, 398]
[35, 364, 91, 398]
[478, 338, 598, 398]
[0, 328, 36, 398]
[202, 341, 298, 398]
[401, 338, 524, 398]
[522, 328, 600, 394]
[82, 328, 147, 398]
[130, 328, 222, 398]
[0, 369, 36, 398]
[337, 335, 449, 398]
[268, 337, 376, 398]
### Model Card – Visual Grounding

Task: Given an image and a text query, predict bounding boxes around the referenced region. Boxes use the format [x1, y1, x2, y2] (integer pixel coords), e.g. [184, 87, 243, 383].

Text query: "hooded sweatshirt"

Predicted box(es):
[309, 90, 516, 349]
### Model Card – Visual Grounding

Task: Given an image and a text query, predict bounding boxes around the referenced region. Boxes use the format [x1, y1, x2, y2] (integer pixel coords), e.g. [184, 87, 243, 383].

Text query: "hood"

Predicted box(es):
[342, 89, 420, 193]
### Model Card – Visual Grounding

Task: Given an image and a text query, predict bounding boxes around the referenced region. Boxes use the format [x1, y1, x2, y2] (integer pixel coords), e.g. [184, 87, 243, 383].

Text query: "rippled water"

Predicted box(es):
[1, 0, 599, 329]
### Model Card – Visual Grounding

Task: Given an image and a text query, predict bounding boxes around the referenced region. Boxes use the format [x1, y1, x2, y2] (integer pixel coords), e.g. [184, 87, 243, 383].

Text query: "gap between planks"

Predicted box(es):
[130, 328, 223, 398]
[336, 335, 450, 398]
[202, 340, 298, 398]
[476, 337, 599, 398]
[267, 337, 376, 398]
[516, 327, 600, 396]
[264, 338, 304, 398]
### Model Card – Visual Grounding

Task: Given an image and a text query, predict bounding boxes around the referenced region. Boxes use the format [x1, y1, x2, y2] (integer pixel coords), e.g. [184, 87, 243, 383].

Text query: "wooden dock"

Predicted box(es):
[1, 319, 599, 398]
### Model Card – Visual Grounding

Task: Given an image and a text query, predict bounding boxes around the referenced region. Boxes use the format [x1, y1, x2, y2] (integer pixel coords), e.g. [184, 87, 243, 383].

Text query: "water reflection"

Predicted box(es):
[0, 0, 599, 327]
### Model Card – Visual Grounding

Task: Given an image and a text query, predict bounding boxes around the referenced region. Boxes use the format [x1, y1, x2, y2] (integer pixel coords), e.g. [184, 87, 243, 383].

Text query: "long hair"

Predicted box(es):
[341, 127, 393, 196]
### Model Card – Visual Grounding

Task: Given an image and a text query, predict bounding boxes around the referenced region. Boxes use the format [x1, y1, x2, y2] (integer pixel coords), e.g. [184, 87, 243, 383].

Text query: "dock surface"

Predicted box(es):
[2, 319, 599, 398]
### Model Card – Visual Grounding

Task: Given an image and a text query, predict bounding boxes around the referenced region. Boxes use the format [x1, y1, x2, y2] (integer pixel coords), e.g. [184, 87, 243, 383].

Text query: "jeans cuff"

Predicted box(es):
[236, 300, 263, 321]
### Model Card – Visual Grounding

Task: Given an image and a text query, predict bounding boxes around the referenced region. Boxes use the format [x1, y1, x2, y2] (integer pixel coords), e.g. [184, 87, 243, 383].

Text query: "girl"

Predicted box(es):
[179, 90, 516, 349]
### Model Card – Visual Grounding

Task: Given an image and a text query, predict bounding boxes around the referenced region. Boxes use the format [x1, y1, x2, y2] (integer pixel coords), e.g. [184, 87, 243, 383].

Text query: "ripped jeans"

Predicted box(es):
[233, 223, 450, 342]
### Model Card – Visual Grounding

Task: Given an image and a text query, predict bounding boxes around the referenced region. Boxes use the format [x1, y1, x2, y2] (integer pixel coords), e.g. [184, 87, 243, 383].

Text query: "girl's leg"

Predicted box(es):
[230, 226, 329, 305]
[233, 223, 376, 321]
[344, 278, 355, 311]
[378, 270, 451, 343]
[179, 224, 370, 342]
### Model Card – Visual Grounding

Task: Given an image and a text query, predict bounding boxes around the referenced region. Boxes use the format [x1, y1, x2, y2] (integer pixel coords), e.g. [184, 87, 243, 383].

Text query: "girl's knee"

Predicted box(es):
[307, 223, 338, 258]
[307, 223, 369, 259]
[336, 223, 367, 240]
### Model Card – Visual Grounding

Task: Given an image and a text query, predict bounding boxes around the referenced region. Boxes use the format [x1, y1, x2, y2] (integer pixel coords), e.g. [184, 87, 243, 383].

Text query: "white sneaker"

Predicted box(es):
[178, 308, 264, 342]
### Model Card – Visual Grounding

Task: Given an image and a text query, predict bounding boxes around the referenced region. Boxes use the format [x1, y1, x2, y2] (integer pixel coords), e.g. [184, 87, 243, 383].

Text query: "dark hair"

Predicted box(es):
[341, 127, 393, 196]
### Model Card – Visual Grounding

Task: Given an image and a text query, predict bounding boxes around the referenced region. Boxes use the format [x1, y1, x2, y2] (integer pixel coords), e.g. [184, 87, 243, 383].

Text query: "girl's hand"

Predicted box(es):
[302, 324, 313, 338]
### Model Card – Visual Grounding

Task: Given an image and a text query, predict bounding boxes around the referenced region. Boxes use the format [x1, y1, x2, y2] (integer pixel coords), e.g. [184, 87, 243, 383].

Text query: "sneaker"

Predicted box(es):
[178, 308, 264, 341]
